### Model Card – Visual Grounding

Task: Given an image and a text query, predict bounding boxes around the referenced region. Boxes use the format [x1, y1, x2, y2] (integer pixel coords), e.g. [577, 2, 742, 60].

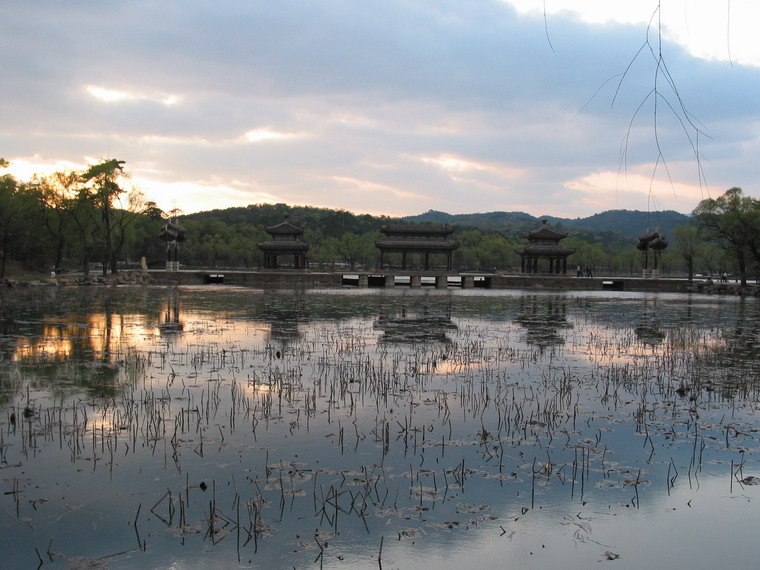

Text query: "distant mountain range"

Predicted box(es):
[184, 203, 690, 245]
[404, 209, 690, 242]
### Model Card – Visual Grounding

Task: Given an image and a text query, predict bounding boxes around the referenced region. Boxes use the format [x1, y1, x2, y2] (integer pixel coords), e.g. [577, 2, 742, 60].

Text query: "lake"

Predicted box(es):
[1, 285, 759, 569]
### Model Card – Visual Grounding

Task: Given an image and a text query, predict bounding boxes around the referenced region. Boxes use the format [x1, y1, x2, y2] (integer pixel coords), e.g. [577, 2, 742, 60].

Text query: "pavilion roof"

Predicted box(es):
[380, 224, 454, 237]
[375, 240, 459, 252]
[524, 220, 568, 241]
[265, 220, 305, 236]
[258, 241, 310, 252]
[158, 221, 187, 242]
[516, 245, 575, 256]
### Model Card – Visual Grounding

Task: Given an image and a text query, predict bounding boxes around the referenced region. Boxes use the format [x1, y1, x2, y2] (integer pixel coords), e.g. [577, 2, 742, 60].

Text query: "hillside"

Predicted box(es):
[405, 209, 690, 242]
[559, 210, 690, 239]
[182, 204, 690, 244]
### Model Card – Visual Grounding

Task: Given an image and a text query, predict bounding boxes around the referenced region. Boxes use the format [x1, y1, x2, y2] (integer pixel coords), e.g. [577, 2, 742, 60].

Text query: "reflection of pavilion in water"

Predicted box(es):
[159, 287, 183, 334]
[373, 304, 456, 344]
[635, 318, 664, 346]
[634, 299, 665, 347]
[514, 296, 572, 348]
[261, 293, 309, 346]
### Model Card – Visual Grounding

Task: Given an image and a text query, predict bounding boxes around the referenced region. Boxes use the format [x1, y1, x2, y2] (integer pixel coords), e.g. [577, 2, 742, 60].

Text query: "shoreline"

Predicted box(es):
[4, 268, 758, 296]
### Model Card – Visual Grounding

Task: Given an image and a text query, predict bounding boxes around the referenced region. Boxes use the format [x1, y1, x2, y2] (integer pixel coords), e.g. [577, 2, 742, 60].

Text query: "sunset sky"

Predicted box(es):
[3, 1, 759, 218]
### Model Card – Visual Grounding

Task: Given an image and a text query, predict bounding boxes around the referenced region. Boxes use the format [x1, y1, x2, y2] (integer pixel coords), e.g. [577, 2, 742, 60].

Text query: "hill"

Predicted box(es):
[405, 209, 690, 242]
[182, 203, 690, 244]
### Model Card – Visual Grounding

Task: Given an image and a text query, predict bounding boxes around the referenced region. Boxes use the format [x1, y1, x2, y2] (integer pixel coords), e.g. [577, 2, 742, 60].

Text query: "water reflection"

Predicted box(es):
[374, 301, 456, 344]
[260, 290, 309, 346]
[514, 295, 571, 348]
[723, 298, 760, 359]
[159, 286, 183, 335]
[0, 287, 759, 569]
[635, 299, 665, 347]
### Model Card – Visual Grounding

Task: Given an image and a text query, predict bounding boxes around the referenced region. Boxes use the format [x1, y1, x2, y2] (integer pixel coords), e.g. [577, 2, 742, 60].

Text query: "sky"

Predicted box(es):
[3, 0, 760, 219]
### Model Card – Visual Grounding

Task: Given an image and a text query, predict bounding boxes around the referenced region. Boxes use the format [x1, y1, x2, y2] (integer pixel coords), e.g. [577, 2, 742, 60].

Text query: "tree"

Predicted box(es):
[80, 159, 127, 275]
[700, 243, 733, 278]
[611, 249, 641, 276]
[693, 188, 760, 286]
[333, 233, 363, 269]
[477, 234, 517, 270]
[127, 202, 168, 266]
[565, 239, 609, 276]
[670, 223, 702, 281]
[67, 187, 103, 276]
[0, 160, 46, 277]
[453, 229, 480, 269]
[35, 170, 81, 271]
[0, 160, 19, 277]
[110, 187, 151, 268]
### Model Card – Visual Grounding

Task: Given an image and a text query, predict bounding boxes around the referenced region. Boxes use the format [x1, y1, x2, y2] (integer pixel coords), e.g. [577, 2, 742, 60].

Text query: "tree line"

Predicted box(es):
[1, 158, 759, 281]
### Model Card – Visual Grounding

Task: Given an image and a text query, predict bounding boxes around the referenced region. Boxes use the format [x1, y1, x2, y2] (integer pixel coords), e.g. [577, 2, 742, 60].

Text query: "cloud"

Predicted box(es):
[2, 0, 760, 218]
[566, 167, 710, 213]
[131, 178, 279, 215]
[507, 0, 760, 67]
[241, 128, 307, 143]
[4, 157, 86, 181]
[86, 85, 180, 106]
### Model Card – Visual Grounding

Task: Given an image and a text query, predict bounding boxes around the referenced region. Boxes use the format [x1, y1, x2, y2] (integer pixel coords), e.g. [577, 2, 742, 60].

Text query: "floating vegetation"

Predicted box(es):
[1, 286, 760, 568]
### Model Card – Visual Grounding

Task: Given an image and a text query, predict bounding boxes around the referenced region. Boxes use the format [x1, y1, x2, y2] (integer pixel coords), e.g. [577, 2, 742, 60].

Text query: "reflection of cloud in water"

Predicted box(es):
[390, 475, 759, 569]
[237, 377, 276, 398]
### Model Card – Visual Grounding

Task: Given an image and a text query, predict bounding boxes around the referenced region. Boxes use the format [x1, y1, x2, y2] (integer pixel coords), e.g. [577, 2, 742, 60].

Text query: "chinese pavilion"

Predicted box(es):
[257, 219, 310, 269]
[375, 224, 459, 270]
[516, 220, 575, 274]
[636, 230, 667, 278]
[158, 219, 186, 271]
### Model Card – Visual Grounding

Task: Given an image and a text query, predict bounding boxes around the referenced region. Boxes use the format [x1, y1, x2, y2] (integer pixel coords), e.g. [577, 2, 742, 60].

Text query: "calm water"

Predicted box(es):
[1, 285, 760, 569]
